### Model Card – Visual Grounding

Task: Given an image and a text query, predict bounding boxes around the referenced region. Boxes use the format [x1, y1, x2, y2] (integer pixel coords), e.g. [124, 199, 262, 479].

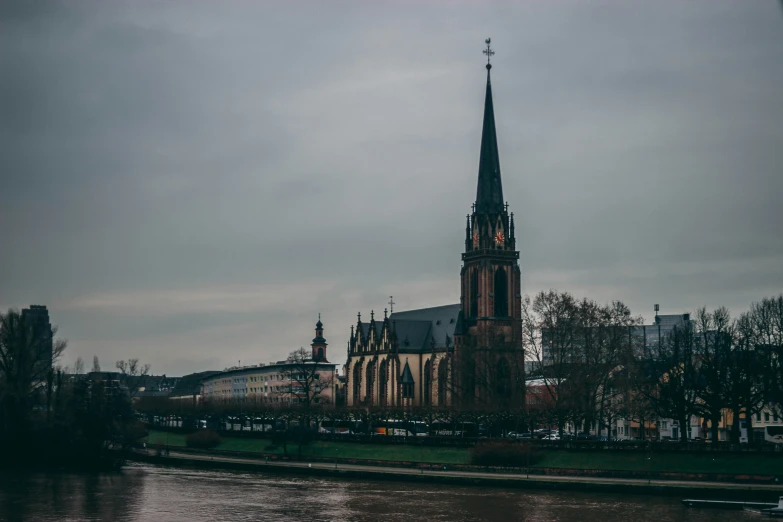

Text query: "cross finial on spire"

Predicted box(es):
[384, 308, 388, 319]
[483, 38, 494, 69]
[388, 296, 395, 313]
[475, 37, 503, 215]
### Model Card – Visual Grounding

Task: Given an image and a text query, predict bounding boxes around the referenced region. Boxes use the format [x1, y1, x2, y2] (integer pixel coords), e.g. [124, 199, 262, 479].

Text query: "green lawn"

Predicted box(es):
[146, 431, 187, 447]
[145, 430, 470, 464]
[537, 451, 783, 475]
[145, 430, 782, 473]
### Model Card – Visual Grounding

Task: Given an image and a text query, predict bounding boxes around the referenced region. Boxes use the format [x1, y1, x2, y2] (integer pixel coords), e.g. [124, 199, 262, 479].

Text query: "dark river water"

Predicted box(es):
[0, 464, 761, 521]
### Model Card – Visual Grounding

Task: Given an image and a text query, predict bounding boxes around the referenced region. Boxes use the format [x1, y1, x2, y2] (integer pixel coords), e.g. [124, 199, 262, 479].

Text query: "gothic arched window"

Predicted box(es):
[438, 360, 449, 406]
[423, 360, 432, 406]
[379, 360, 388, 406]
[494, 266, 508, 317]
[365, 361, 375, 402]
[470, 268, 479, 318]
[352, 363, 362, 404]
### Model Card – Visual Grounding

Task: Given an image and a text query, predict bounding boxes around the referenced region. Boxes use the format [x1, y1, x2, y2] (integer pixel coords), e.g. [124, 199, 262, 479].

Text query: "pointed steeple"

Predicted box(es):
[475, 38, 504, 215]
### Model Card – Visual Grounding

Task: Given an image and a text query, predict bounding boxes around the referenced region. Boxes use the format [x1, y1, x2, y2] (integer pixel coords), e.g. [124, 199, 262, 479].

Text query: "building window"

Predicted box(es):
[765, 412, 770, 422]
[470, 267, 478, 318]
[379, 360, 388, 406]
[423, 360, 432, 406]
[365, 362, 375, 400]
[402, 382, 414, 399]
[352, 364, 362, 402]
[494, 267, 508, 317]
[438, 360, 448, 406]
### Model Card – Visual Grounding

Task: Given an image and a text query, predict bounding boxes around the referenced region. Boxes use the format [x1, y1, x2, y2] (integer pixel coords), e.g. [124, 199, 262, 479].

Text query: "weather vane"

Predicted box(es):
[483, 38, 494, 68]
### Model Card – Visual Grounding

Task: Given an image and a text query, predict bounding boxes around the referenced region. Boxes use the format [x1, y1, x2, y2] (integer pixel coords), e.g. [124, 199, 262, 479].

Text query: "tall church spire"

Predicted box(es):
[475, 38, 504, 215]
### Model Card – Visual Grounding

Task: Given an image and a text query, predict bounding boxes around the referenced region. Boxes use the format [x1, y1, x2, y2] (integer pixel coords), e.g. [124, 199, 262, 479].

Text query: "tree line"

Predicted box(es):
[139, 292, 783, 445]
[0, 308, 150, 469]
[523, 291, 783, 443]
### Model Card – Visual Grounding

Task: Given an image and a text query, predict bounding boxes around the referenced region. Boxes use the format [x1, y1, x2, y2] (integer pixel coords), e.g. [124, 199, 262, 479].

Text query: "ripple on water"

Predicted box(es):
[0, 465, 762, 522]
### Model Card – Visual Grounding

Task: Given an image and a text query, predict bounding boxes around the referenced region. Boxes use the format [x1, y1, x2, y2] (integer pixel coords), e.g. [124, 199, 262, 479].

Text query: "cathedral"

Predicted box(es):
[345, 42, 525, 409]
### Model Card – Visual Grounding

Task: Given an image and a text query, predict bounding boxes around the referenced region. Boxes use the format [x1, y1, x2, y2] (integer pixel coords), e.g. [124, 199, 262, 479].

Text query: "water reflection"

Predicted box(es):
[0, 464, 759, 522]
[0, 469, 145, 522]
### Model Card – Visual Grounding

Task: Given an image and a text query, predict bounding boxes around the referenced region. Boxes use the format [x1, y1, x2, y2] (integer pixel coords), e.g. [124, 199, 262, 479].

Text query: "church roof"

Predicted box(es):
[390, 303, 460, 353]
[475, 66, 504, 215]
[359, 321, 383, 340]
[393, 320, 431, 352]
[356, 304, 460, 353]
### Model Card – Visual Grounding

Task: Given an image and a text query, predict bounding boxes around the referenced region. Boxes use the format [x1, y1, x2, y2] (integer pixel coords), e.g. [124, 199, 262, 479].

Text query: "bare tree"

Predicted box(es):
[523, 291, 579, 437]
[92, 355, 101, 373]
[0, 309, 67, 438]
[693, 307, 733, 443]
[74, 356, 84, 375]
[726, 310, 768, 442]
[523, 291, 640, 438]
[281, 347, 335, 410]
[640, 321, 701, 442]
[746, 295, 783, 415]
[116, 358, 152, 399]
[276, 348, 335, 458]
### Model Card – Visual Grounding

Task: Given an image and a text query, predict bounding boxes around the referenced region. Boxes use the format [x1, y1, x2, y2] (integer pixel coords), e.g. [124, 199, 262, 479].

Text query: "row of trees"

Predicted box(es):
[524, 292, 783, 443]
[0, 308, 150, 469]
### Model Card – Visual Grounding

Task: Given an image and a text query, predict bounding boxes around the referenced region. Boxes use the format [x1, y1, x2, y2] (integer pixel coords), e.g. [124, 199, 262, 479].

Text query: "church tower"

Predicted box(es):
[459, 40, 522, 347]
[311, 314, 328, 362]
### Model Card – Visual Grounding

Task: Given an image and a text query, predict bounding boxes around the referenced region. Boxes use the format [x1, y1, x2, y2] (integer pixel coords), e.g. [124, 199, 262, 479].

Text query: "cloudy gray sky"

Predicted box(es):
[2, 1, 782, 375]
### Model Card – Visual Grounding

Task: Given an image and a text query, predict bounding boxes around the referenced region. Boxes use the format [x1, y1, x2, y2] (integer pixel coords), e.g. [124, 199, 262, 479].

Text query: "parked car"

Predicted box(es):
[542, 434, 560, 441]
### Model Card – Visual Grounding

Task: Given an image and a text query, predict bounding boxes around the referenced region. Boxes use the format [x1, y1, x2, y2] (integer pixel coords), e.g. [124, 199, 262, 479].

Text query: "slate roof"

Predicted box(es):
[359, 321, 383, 340]
[354, 304, 462, 353]
[390, 303, 461, 353]
[393, 320, 432, 352]
[169, 370, 222, 397]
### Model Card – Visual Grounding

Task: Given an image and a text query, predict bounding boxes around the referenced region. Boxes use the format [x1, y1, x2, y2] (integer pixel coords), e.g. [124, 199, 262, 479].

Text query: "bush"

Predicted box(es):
[186, 429, 221, 449]
[122, 420, 149, 448]
[470, 442, 542, 467]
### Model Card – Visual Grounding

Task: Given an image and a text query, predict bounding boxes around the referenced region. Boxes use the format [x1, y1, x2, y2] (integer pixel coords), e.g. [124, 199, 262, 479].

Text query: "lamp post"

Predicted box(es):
[655, 304, 661, 357]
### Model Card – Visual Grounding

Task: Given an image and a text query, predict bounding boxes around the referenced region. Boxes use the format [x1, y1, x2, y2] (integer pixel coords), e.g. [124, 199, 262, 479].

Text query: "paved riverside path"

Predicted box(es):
[134, 450, 783, 496]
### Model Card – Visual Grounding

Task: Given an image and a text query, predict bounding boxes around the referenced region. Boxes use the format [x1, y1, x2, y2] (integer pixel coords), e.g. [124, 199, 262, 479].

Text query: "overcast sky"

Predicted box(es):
[1, 1, 782, 375]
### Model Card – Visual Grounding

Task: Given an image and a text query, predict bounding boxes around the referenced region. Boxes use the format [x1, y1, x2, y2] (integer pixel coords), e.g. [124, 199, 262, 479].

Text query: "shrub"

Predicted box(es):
[122, 419, 149, 448]
[470, 442, 541, 467]
[186, 429, 221, 449]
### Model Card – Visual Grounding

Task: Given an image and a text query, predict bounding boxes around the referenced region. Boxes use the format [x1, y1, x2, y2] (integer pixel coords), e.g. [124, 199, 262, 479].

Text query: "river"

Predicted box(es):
[0, 464, 761, 521]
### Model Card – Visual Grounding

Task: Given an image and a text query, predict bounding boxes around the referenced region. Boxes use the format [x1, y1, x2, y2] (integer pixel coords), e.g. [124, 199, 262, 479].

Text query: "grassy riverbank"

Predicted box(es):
[146, 430, 469, 464]
[145, 430, 782, 474]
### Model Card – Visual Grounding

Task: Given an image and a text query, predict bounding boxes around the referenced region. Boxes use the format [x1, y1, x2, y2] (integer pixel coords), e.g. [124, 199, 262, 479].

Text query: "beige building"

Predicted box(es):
[201, 317, 337, 405]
